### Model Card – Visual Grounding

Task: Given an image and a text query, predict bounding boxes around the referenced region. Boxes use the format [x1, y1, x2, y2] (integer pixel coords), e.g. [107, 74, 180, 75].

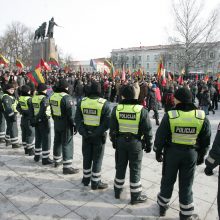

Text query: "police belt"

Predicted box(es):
[170, 142, 197, 151]
[118, 132, 141, 141]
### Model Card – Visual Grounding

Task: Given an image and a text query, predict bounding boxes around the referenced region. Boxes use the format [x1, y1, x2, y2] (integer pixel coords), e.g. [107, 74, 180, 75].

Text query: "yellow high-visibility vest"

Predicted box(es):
[50, 92, 68, 116]
[81, 97, 106, 126]
[116, 104, 143, 134]
[168, 110, 205, 145]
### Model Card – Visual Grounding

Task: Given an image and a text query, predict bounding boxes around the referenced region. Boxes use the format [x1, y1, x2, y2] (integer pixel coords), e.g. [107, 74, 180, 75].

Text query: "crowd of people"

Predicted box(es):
[0, 68, 220, 220]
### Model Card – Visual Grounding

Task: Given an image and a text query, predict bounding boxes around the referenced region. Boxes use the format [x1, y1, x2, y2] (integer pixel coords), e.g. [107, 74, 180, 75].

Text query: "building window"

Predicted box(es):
[208, 62, 212, 69]
[147, 55, 150, 61]
[210, 52, 215, 59]
[168, 63, 172, 68]
[146, 63, 149, 69]
[126, 64, 129, 69]
[138, 56, 142, 61]
[132, 64, 135, 69]
[138, 64, 141, 68]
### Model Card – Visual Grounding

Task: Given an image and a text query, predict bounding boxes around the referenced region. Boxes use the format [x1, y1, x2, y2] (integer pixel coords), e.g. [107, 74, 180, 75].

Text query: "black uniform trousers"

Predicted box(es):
[5, 114, 18, 144]
[53, 123, 73, 168]
[0, 111, 5, 139]
[35, 120, 51, 159]
[20, 117, 35, 150]
[114, 136, 143, 200]
[82, 136, 105, 186]
[218, 167, 220, 218]
[157, 146, 197, 218]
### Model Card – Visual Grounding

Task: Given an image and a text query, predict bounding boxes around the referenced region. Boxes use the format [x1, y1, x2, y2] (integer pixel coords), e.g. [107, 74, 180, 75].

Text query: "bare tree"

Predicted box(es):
[170, 0, 219, 74]
[0, 21, 34, 67]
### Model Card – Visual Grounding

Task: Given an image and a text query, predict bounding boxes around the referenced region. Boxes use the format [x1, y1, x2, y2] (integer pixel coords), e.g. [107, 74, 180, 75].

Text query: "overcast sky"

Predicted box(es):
[0, 0, 219, 60]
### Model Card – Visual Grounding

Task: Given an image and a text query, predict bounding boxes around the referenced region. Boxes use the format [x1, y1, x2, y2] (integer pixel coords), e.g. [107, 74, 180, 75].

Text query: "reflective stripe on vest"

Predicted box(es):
[49, 92, 68, 116]
[81, 97, 106, 126]
[32, 95, 51, 116]
[19, 96, 31, 111]
[168, 110, 205, 145]
[2, 94, 18, 113]
[116, 104, 143, 134]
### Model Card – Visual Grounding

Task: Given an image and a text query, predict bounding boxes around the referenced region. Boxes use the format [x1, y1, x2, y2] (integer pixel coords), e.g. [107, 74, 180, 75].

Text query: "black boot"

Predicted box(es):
[24, 148, 28, 155]
[114, 189, 122, 199]
[6, 140, 11, 147]
[131, 194, 147, 205]
[28, 148, 35, 156]
[63, 167, 79, 175]
[0, 138, 5, 143]
[91, 181, 108, 190]
[81, 178, 90, 186]
[42, 158, 53, 165]
[180, 213, 200, 220]
[158, 204, 169, 216]
[12, 143, 21, 149]
[34, 155, 40, 162]
[54, 161, 63, 168]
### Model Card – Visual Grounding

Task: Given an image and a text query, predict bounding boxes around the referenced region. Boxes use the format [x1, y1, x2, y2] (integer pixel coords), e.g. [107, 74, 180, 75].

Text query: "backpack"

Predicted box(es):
[165, 93, 174, 106]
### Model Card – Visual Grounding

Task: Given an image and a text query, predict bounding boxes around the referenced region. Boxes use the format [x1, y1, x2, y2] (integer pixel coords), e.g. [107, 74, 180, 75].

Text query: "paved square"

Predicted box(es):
[0, 109, 219, 220]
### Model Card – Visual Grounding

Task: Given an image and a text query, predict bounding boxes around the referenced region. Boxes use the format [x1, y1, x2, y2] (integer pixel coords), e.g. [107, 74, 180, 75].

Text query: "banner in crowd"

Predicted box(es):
[49, 57, 59, 66]
[16, 59, 24, 69]
[0, 54, 9, 66]
[27, 67, 45, 86]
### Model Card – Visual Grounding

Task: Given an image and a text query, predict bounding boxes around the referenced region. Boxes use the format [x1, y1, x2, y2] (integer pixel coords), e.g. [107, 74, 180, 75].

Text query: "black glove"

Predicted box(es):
[204, 167, 214, 176]
[144, 146, 151, 153]
[156, 152, 163, 162]
[197, 156, 204, 165]
[73, 125, 77, 135]
[101, 132, 107, 144]
[9, 114, 16, 122]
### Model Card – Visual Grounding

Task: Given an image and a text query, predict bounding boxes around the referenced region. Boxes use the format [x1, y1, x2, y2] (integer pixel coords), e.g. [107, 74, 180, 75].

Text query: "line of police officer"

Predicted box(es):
[0, 80, 217, 219]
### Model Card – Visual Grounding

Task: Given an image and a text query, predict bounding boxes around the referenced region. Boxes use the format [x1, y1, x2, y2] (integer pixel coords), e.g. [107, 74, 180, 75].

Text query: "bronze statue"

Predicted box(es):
[46, 17, 58, 38]
[34, 22, 47, 41]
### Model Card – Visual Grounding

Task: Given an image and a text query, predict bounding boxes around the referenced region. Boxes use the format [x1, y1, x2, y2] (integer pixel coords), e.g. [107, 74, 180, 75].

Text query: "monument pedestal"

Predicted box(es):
[32, 38, 58, 68]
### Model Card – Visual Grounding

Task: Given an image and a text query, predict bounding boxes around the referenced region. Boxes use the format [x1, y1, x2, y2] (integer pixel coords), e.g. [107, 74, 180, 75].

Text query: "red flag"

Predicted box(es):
[157, 59, 164, 79]
[121, 65, 126, 81]
[204, 75, 209, 82]
[168, 72, 172, 81]
[39, 58, 51, 71]
[195, 74, 198, 81]
[16, 59, 24, 69]
[104, 69, 108, 75]
[178, 75, 183, 85]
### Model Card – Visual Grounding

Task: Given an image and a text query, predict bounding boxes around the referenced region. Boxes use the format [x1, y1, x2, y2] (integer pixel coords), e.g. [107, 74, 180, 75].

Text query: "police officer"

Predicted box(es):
[1, 83, 20, 148]
[50, 79, 79, 174]
[0, 85, 6, 143]
[154, 87, 211, 220]
[110, 84, 153, 204]
[17, 85, 35, 155]
[204, 122, 220, 218]
[31, 83, 53, 165]
[75, 81, 111, 189]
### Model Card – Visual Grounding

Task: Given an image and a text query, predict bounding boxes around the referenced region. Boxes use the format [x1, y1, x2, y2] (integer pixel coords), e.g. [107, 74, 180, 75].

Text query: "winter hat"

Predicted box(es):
[37, 83, 48, 92]
[174, 87, 192, 103]
[152, 84, 157, 89]
[21, 85, 31, 94]
[121, 84, 135, 99]
[59, 79, 69, 89]
[5, 83, 14, 90]
[89, 81, 101, 96]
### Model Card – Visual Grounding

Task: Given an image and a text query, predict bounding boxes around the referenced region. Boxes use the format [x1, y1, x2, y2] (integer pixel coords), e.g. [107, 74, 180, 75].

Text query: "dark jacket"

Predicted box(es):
[147, 89, 158, 110]
[109, 99, 153, 149]
[154, 103, 211, 160]
[205, 123, 220, 170]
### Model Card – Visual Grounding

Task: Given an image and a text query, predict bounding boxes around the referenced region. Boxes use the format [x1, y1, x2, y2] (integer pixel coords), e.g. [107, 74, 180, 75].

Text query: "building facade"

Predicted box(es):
[111, 42, 220, 76]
